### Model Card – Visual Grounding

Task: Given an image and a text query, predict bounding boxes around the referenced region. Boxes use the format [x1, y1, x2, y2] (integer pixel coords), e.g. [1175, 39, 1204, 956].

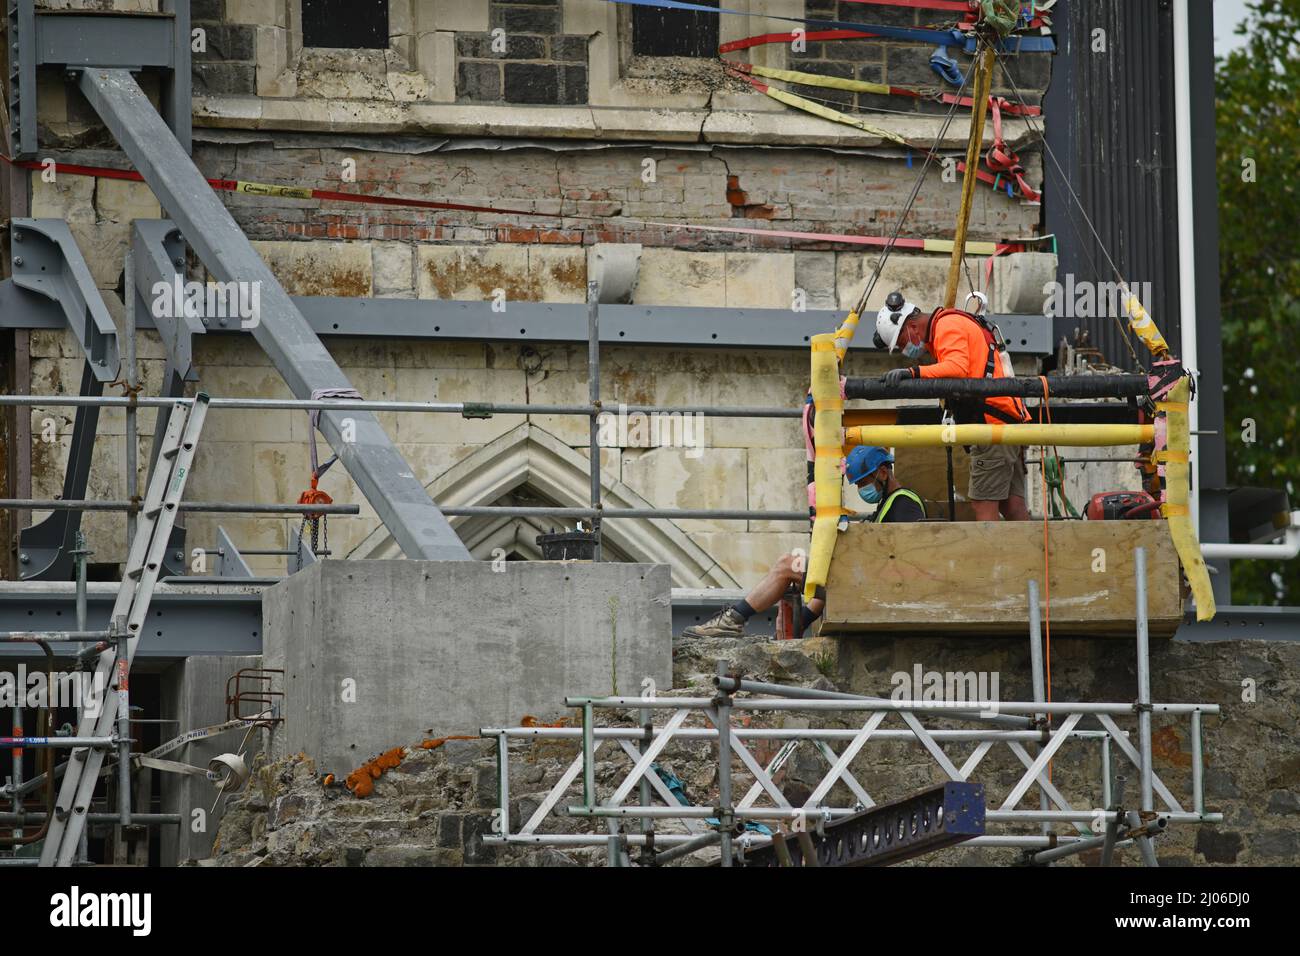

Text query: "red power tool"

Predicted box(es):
[1085, 490, 1162, 520]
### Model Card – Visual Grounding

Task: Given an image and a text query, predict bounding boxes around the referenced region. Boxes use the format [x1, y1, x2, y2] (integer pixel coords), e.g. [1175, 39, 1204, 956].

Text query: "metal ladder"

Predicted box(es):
[38, 393, 210, 867]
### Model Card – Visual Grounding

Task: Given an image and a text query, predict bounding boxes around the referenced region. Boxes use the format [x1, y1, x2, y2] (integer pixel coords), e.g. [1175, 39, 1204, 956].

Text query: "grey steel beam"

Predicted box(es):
[18, 363, 102, 581]
[0, 582, 263, 661]
[0, 297, 1057, 353]
[131, 220, 202, 380]
[35, 9, 175, 69]
[213, 526, 254, 579]
[1176, 606, 1300, 642]
[7, 0, 38, 158]
[159, 0, 192, 155]
[10, 219, 119, 380]
[78, 67, 470, 561]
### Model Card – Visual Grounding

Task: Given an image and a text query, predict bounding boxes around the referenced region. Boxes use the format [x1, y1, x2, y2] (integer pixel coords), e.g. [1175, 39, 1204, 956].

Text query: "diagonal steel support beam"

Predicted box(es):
[77, 67, 470, 560]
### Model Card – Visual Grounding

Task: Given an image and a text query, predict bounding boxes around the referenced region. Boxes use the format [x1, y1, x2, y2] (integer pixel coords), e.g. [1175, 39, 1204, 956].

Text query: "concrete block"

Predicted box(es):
[160, 655, 263, 865]
[724, 253, 796, 308]
[620, 446, 748, 532]
[262, 560, 672, 775]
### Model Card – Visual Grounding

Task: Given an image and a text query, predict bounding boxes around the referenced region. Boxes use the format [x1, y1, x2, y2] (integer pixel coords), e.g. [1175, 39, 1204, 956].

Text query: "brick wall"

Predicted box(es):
[193, 1, 259, 96]
[793, 0, 1052, 113]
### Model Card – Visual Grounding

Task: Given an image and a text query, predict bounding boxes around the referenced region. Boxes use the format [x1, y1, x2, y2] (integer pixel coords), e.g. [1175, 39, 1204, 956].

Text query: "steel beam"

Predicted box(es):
[18, 363, 103, 580]
[78, 67, 470, 561]
[0, 296, 1056, 354]
[10, 220, 119, 380]
[740, 782, 985, 867]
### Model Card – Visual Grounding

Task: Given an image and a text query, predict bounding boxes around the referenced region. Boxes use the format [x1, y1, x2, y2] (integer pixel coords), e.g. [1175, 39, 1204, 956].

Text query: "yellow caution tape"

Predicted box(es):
[234, 180, 313, 199]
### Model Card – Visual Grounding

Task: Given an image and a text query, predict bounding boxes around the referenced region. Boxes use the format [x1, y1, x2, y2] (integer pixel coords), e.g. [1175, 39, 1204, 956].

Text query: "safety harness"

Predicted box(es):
[926, 308, 1030, 426]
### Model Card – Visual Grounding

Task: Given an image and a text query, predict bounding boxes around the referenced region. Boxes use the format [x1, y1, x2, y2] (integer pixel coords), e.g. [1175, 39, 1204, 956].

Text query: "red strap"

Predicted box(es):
[983, 97, 1042, 202]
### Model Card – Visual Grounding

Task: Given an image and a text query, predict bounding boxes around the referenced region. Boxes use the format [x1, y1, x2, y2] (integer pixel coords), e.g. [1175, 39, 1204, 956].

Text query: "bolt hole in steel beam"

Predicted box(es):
[75, 66, 469, 561]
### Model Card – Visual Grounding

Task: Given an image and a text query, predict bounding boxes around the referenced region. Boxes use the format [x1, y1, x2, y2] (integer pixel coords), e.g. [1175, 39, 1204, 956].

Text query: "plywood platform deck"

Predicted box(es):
[821, 520, 1183, 636]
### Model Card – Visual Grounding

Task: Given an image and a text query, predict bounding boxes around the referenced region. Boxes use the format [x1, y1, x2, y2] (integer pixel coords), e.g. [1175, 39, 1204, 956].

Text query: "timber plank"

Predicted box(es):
[822, 520, 1182, 636]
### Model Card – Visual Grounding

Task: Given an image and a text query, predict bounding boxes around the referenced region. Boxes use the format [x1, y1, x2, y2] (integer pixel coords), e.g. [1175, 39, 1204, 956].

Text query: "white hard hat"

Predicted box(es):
[875, 291, 920, 352]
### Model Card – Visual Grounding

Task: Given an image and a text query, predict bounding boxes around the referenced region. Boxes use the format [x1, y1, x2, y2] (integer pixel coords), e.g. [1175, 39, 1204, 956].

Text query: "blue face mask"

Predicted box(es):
[902, 341, 929, 360]
[858, 482, 883, 505]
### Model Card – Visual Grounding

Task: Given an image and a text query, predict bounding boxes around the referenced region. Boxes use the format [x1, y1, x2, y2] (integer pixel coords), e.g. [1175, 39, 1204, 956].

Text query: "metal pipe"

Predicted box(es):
[1135, 547, 1154, 814]
[0, 812, 181, 824]
[486, 726, 1102, 742]
[581, 702, 594, 809]
[0, 737, 117, 748]
[442, 506, 807, 521]
[9, 704, 20, 842]
[1191, 709, 1203, 815]
[587, 282, 603, 562]
[124, 245, 138, 550]
[0, 500, 360, 514]
[0, 632, 113, 644]
[496, 732, 509, 840]
[116, 653, 130, 826]
[566, 696, 1219, 716]
[715, 660, 734, 867]
[1101, 735, 1112, 808]
[75, 533, 88, 633]
[1027, 580, 1050, 838]
[0, 394, 801, 419]
[1201, 512, 1300, 561]
[712, 675, 1033, 728]
[646, 830, 721, 865]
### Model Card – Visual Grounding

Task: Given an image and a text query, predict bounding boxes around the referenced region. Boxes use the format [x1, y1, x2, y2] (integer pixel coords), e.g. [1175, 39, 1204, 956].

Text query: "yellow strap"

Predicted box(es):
[1155, 450, 1189, 463]
[1156, 401, 1189, 413]
[815, 506, 848, 518]
[762, 86, 909, 146]
[1161, 504, 1189, 517]
[746, 63, 892, 96]
[815, 398, 844, 412]
[815, 446, 844, 458]
[811, 339, 836, 353]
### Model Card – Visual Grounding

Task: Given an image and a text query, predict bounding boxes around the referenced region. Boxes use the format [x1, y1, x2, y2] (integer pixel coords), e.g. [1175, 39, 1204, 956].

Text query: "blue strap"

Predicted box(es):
[603, 0, 1056, 52]
[929, 45, 965, 86]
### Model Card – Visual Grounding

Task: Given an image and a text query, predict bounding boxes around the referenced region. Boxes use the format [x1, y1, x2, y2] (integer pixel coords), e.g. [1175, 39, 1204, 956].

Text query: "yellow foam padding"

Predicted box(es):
[762, 85, 909, 146]
[806, 334, 843, 603]
[1161, 378, 1215, 621]
[1123, 294, 1170, 358]
[745, 63, 892, 96]
[845, 423, 1156, 448]
[834, 311, 860, 361]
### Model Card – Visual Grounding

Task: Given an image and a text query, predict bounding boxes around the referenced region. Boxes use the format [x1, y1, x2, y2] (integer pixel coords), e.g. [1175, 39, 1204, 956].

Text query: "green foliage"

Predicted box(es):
[1214, 0, 1300, 605]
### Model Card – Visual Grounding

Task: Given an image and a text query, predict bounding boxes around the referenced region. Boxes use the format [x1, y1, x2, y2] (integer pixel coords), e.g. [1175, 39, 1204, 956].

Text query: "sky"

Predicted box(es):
[1214, 0, 1253, 56]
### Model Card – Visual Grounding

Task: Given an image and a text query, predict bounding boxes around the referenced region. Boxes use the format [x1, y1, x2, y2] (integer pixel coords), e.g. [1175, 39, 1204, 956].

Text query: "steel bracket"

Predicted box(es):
[7, 0, 191, 158]
[10, 219, 119, 381]
[131, 219, 203, 381]
[740, 782, 985, 867]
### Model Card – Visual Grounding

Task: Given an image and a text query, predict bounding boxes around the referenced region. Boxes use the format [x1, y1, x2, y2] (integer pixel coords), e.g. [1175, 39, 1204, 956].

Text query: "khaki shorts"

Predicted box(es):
[968, 444, 1026, 502]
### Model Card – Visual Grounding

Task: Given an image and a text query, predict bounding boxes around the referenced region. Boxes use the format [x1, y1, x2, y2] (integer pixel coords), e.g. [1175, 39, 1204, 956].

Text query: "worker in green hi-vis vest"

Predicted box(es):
[682, 446, 925, 640]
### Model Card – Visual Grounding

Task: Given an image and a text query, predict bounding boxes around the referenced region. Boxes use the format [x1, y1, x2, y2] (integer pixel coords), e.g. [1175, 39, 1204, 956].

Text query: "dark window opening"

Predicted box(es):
[302, 0, 389, 50]
[632, 0, 719, 57]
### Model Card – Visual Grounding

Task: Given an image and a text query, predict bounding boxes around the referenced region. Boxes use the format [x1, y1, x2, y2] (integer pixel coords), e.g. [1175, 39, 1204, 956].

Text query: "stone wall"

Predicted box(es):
[13, 0, 1052, 586]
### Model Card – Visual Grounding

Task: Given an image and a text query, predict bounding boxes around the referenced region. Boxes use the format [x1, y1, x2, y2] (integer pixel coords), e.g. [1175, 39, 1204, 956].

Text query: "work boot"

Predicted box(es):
[681, 607, 746, 639]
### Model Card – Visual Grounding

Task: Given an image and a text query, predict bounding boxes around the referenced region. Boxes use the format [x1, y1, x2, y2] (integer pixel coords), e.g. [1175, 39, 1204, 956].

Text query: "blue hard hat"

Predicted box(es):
[846, 446, 894, 484]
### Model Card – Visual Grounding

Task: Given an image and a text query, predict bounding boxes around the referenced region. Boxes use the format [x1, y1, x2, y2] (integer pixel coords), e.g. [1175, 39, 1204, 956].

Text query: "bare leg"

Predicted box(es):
[971, 500, 1001, 521]
[742, 552, 803, 614]
[1001, 494, 1030, 521]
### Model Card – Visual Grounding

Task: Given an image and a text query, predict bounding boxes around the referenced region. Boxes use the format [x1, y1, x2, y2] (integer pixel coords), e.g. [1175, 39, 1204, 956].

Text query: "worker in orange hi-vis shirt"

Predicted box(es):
[873, 290, 1031, 522]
